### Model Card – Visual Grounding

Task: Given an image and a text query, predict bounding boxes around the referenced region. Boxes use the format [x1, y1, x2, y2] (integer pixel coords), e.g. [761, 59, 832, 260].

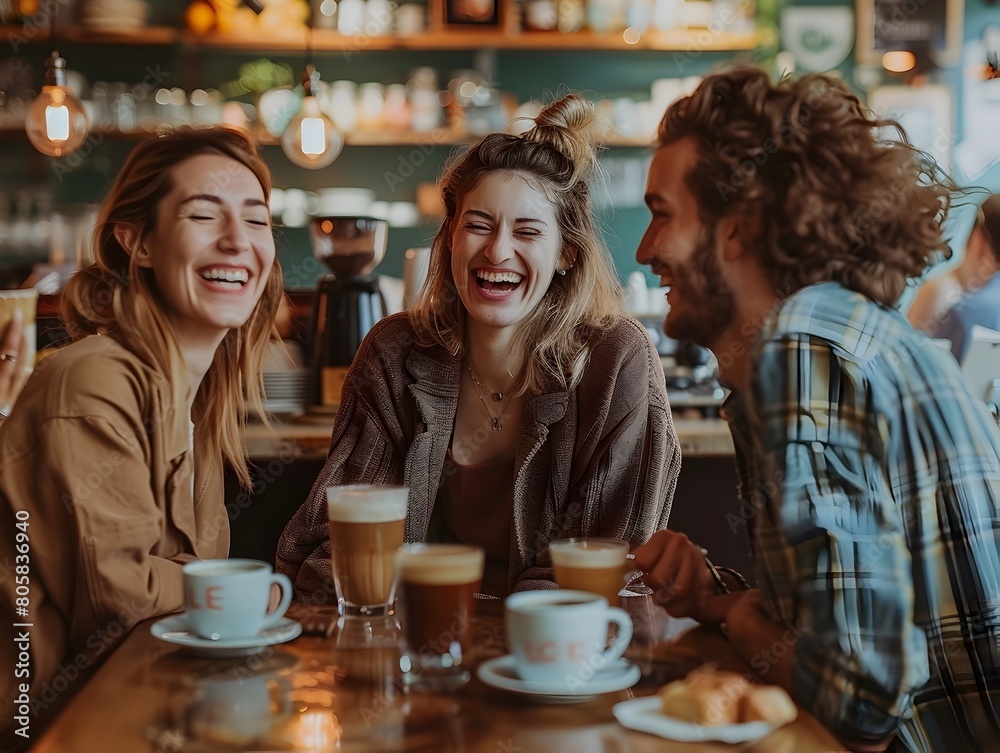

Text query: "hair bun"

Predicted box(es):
[524, 93, 598, 184]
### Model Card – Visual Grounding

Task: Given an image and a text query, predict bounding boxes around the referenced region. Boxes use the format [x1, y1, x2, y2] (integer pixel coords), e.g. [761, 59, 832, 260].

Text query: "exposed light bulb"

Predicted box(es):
[881, 50, 917, 73]
[281, 65, 343, 169]
[25, 52, 90, 158]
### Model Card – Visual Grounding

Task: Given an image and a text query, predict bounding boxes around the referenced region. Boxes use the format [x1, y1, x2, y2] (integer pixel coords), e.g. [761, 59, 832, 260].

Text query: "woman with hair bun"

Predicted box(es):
[278, 93, 681, 599]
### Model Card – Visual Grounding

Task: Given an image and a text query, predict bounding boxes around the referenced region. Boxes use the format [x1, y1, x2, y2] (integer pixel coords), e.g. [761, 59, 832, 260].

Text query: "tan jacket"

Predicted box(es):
[0, 335, 227, 736]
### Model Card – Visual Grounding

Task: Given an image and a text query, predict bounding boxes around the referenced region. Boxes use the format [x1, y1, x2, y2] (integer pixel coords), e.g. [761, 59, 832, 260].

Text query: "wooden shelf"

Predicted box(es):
[0, 24, 180, 44]
[0, 125, 653, 148]
[0, 24, 759, 52]
[187, 27, 760, 52]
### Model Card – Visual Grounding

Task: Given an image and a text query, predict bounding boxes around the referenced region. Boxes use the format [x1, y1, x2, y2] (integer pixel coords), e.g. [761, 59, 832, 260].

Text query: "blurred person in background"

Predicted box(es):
[0, 126, 282, 748]
[928, 194, 1000, 360]
[278, 94, 681, 600]
[633, 67, 999, 753]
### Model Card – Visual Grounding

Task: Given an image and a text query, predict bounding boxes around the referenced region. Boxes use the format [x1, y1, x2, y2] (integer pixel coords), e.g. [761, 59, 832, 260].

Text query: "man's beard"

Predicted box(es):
[663, 229, 735, 348]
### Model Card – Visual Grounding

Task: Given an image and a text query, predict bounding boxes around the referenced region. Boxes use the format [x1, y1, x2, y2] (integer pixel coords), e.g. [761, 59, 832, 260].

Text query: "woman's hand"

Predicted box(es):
[632, 530, 723, 622]
[0, 310, 30, 418]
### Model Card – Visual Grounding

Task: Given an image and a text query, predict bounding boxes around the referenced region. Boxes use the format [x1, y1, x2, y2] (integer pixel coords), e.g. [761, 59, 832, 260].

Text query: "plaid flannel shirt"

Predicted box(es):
[723, 282, 1000, 752]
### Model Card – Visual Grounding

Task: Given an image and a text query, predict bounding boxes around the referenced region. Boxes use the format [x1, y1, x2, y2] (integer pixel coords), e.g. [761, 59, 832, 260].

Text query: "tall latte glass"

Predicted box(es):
[397, 543, 484, 691]
[549, 537, 629, 604]
[327, 484, 408, 619]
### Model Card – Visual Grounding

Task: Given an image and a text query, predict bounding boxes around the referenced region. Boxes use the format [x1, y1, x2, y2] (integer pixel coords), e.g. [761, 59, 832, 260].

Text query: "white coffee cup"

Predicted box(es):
[504, 590, 633, 684]
[182, 559, 293, 640]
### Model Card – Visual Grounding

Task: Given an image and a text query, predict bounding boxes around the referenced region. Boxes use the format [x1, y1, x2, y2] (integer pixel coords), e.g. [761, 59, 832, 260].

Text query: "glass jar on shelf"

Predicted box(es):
[357, 82, 385, 131]
[557, 0, 585, 32]
[329, 80, 359, 133]
[586, 0, 625, 32]
[382, 84, 410, 131]
[408, 68, 442, 133]
[337, 0, 366, 35]
[522, 0, 558, 30]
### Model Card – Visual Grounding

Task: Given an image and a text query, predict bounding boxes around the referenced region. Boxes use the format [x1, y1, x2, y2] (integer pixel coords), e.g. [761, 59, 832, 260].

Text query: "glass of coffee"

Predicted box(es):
[396, 543, 484, 691]
[327, 484, 408, 620]
[549, 537, 629, 604]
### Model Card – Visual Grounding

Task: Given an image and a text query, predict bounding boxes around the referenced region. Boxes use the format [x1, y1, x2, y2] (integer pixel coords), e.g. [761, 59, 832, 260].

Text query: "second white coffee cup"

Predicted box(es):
[504, 589, 633, 684]
[182, 559, 292, 640]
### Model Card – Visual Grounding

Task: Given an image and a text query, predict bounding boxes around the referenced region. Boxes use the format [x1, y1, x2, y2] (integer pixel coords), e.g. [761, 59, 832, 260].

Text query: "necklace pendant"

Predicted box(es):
[492, 417, 503, 431]
[492, 392, 503, 402]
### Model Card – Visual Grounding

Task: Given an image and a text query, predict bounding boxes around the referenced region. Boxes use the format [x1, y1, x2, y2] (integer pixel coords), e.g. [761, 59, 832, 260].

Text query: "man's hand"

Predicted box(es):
[632, 530, 731, 623]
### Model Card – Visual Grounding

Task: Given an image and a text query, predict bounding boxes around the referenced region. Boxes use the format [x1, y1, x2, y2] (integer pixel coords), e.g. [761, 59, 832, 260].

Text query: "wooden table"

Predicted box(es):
[30, 603, 843, 753]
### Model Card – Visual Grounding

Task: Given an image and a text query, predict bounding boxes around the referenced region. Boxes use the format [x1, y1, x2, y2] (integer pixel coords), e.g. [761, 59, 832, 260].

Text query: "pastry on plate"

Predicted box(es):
[657, 667, 796, 727]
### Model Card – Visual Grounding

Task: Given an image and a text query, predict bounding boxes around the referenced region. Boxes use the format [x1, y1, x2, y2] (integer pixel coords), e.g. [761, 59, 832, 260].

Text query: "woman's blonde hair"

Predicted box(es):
[62, 126, 283, 487]
[409, 93, 625, 394]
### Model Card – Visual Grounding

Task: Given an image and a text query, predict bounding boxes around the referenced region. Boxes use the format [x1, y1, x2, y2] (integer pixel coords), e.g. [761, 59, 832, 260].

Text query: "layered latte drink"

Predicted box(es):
[397, 544, 484, 690]
[327, 485, 408, 617]
[549, 538, 629, 604]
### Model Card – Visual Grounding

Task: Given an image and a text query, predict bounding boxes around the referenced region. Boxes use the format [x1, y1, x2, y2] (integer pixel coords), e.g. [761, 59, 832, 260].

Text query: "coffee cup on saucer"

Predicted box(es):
[182, 559, 293, 640]
[504, 590, 633, 685]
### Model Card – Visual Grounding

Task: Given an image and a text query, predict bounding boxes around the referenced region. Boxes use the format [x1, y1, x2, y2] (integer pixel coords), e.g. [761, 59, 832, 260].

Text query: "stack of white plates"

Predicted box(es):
[78, 0, 149, 29]
[262, 368, 310, 417]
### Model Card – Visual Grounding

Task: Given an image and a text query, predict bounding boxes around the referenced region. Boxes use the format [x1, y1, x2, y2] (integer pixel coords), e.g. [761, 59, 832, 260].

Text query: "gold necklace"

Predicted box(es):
[467, 362, 512, 431]
[466, 362, 506, 402]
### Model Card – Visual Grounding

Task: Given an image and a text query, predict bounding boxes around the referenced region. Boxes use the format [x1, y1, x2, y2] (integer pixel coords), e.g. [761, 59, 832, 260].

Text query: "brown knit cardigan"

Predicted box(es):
[276, 313, 682, 600]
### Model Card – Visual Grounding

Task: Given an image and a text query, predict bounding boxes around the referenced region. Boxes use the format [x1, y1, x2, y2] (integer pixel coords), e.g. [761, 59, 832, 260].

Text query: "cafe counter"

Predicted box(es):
[244, 417, 736, 461]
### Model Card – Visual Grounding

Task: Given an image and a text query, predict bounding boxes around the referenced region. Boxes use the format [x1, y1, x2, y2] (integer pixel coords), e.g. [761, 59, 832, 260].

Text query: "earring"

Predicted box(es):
[557, 268, 567, 276]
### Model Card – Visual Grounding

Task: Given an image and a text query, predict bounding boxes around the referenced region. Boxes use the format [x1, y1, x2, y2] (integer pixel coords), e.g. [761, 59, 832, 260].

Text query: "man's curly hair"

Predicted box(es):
[658, 66, 955, 306]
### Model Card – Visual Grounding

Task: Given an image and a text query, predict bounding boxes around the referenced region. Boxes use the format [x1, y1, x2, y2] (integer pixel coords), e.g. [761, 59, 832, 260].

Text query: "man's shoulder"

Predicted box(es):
[766, 282, 915, 359]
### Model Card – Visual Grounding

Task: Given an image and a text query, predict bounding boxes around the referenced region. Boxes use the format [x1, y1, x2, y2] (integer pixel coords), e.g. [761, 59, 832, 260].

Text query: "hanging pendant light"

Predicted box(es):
[26, 5, 91, 158]
[281, 64, 343, 169]
[26, 52, 90, 158]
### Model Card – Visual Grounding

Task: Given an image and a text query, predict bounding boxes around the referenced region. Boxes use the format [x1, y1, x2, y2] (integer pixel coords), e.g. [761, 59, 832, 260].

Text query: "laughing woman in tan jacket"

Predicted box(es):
[0, 127, 281, 745]
[278, 94, 682, 601]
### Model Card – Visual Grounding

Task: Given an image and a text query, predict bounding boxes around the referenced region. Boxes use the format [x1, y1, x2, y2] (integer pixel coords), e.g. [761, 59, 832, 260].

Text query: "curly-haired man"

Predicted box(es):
[633, 67, 1000, 753]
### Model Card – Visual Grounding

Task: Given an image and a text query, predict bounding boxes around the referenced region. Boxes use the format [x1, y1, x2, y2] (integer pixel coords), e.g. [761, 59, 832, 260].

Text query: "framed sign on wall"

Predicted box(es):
[856, 0, 965, 66]
[868, 84, 953, 171]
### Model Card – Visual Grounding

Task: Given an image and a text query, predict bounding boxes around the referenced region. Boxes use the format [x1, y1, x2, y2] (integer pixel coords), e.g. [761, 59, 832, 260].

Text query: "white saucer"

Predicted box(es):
[476, 655, 640, 704]
[150, 614, 302, 658]
[612, 697, 780, 743]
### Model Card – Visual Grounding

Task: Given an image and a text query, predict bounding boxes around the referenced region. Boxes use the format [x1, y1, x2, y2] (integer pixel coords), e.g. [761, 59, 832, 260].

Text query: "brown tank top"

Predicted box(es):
[436, 449, 514, 598]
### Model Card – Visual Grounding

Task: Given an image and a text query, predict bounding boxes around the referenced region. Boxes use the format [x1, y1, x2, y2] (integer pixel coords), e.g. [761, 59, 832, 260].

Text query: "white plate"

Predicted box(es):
[477, 655, 640, 704]
[150, 614, 302, 659]
[612, 697, 779, 743]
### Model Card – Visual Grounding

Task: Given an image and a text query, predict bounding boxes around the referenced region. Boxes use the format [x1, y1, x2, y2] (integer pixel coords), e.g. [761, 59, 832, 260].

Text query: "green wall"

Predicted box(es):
[1, 0, 995, 287]
[0, 1, 755, 286]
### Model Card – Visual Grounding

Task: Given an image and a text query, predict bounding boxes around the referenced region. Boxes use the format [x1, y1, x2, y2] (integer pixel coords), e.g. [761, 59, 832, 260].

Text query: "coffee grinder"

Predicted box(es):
[306, 216, 389, 410]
